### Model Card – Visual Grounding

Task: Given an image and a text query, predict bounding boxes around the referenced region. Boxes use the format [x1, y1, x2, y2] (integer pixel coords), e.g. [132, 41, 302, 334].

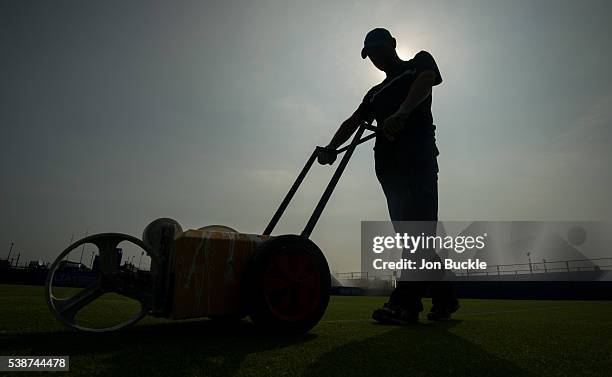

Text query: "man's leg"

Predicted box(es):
[373, 163, 458, 323]
[406, 169, 459, 320]
[430, 282, 458, 312]
[398, 173, 440, 313]
[372, 170, 426, 323]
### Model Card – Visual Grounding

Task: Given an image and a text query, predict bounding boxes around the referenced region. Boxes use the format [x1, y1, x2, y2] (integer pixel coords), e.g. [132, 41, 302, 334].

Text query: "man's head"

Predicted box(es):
[361, 28, 400, 73]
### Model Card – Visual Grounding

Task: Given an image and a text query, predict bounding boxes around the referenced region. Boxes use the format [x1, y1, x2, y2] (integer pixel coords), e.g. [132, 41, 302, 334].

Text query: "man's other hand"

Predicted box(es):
[382, 112, 409, 141]
[317, 147, 337, 165]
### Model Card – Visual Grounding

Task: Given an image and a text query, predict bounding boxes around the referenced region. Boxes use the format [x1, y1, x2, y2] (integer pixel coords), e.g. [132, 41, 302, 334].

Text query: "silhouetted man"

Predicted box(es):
[318, 28, 459, 324]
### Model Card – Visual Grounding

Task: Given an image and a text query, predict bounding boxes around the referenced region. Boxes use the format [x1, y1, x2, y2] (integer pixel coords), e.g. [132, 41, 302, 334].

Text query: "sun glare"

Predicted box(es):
[396, 46, 416, 61]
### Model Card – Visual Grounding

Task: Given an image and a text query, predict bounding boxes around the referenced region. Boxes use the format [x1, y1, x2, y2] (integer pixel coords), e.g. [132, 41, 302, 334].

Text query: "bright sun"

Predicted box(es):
[396, 46, 416, 60]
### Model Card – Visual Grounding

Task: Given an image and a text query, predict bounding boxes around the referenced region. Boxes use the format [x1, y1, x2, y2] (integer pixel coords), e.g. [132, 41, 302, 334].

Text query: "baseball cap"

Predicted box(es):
[361, 28, 395, 59]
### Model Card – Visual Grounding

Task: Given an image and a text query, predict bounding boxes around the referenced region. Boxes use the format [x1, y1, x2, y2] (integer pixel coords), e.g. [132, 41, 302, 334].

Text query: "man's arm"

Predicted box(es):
[326, 112, 362, 150]
[396, 70, 436, 116]
[318, 112, 363, 165]
[382, 70, 436, 141]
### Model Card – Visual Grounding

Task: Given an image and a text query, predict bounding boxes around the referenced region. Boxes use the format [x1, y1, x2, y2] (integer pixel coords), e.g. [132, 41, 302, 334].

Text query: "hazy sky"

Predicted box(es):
[2, 0, 611, 271]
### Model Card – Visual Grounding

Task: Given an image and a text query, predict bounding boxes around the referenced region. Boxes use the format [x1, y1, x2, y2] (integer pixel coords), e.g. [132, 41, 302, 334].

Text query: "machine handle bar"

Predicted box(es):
[263, 122, 377, 237]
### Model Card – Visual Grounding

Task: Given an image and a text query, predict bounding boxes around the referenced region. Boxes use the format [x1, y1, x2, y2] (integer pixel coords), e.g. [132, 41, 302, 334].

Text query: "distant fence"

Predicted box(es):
[334, 271, 395, 296]
[335, 257, 612, 299]
[452, 257, 612, 280]
[336, 271, 388, 280]
[0, 266, 50, 286]
[338, 257, 612, 281]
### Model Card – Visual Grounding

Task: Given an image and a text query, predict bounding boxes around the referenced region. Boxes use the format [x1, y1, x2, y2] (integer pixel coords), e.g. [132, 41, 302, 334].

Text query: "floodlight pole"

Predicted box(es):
[6, 242, 14, 260]
[79, 229, 88, 265]
[64, 234, 74, 261]
[527, 252, 532, 274]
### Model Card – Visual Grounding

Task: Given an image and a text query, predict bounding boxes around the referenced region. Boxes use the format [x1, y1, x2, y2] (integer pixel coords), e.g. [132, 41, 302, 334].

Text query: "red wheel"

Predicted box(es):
[246, 235, 330, 334]
[263, 248, 322, 322]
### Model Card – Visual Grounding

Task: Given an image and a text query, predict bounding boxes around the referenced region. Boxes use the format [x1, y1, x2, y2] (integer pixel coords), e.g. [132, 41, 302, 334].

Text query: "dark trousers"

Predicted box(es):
[375, 155, 456, 311]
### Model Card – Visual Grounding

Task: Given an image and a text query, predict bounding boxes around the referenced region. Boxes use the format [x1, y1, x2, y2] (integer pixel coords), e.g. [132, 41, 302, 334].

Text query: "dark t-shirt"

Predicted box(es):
[355, 50, 442, 172]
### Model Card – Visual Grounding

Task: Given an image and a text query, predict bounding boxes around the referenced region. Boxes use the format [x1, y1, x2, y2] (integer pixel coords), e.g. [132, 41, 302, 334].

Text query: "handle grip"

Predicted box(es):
[316, 124, 378, 155]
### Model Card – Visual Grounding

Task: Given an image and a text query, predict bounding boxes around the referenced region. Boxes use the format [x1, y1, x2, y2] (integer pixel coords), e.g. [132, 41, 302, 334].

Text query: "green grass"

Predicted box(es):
[1, 284, 611, 377]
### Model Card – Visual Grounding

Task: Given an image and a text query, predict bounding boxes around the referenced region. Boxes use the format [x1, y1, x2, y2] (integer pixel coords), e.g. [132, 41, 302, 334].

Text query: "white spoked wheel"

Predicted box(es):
[45, 233, 157, 333]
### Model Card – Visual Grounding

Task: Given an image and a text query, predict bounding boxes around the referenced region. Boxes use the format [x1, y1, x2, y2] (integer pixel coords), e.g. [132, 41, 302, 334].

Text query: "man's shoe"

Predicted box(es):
[372, 303, 420, 325]
[427, 300, 460, 321]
